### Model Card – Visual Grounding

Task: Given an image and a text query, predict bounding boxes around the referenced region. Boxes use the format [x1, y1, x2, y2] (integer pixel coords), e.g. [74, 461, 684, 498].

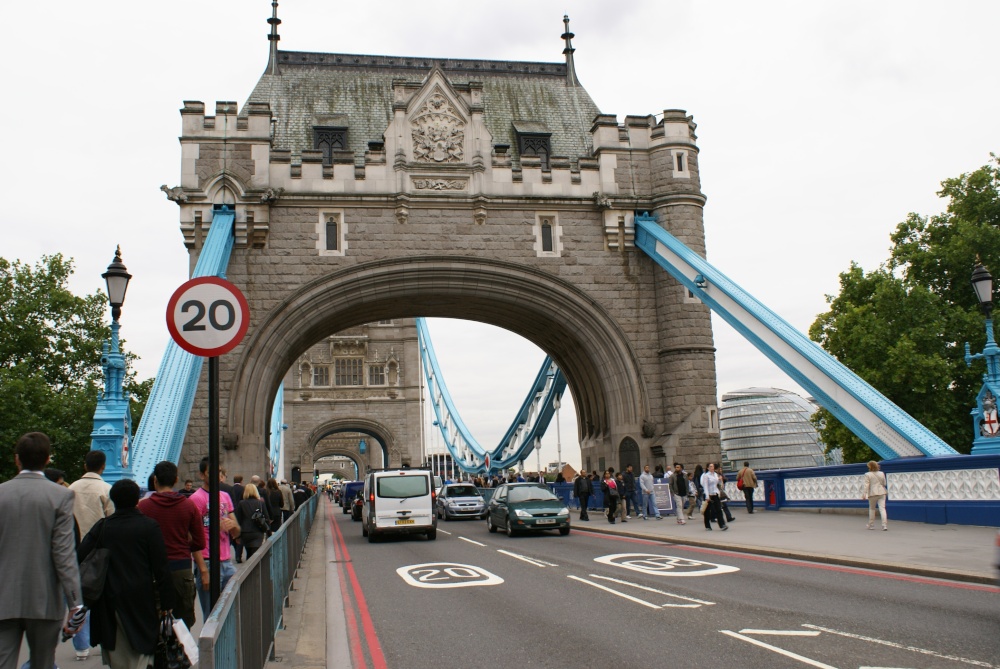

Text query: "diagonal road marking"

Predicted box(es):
[720, 630, 839, 669]
[802, 624, 996, 668]
[496, 549, 557, 567]
[568, 575, 662, 609]
[588, 574, 711, 606]
[458, 537, 486, 547]
[739, 629, 821, 636]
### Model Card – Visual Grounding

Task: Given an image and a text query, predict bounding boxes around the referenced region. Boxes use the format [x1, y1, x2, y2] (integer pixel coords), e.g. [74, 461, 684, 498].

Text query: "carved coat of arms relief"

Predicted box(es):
[411, 93, 465, 163]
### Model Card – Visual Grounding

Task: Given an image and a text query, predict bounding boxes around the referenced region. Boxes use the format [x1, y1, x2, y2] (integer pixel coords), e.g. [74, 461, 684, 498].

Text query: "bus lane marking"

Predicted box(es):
[590, 574, 714, 606]
[720, 630, 838, 669]
[497, 550, 557, 568]
[802, 624, 996, 668]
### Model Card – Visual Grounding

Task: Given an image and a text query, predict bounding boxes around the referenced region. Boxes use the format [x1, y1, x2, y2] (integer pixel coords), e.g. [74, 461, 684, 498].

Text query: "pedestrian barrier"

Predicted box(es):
[198, 493, 318, 669]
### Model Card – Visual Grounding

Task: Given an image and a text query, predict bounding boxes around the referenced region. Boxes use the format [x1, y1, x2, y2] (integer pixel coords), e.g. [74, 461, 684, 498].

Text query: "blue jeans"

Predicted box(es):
[642, 491, 660, 518]
[71, 611, 89, 653]
[195, 559, 236, 620]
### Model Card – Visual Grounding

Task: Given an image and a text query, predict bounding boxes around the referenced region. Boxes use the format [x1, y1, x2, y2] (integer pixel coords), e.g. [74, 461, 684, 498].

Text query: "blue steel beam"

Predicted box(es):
[417, 318, 566, 473]
[633, 212, 957, 459]
[130, 207, 237, 483]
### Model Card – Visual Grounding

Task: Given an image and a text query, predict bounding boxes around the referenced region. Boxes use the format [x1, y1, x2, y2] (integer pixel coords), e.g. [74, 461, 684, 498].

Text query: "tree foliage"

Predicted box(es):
[0, 255, 151, 482]
[810, 156, 1000, 462]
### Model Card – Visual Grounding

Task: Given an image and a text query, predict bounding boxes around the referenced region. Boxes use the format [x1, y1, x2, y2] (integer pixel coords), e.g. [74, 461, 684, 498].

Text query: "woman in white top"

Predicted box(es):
[700, 463, 728, 531]
[862, 460, 888, 531]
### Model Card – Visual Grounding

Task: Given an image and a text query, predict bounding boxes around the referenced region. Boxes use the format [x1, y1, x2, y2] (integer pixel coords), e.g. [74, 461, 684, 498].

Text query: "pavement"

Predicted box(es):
[30, 501, 999, 668]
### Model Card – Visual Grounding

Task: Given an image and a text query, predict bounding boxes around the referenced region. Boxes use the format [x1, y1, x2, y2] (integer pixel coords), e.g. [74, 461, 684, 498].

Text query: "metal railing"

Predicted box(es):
[198, 494, 318, 668]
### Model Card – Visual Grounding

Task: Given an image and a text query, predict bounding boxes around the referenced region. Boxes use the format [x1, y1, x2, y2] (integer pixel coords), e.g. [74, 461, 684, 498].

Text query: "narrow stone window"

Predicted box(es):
[317, 210, 346, 256]
[313, 127, 348, 166]
[534, 213, 561, 257]
[335, 358, 364, 386]
[676, 152, 685, 172]
[312, 366, 330, 387]
[368, 364, 386, 386]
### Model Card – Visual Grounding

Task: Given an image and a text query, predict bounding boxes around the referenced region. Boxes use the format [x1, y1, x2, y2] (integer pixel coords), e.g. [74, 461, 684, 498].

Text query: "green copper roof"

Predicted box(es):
[245, 51, 602, 164]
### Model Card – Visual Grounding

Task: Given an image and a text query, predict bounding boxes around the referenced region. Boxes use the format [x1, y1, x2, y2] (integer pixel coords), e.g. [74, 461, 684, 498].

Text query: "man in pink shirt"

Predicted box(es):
[189, 457, 240, 619]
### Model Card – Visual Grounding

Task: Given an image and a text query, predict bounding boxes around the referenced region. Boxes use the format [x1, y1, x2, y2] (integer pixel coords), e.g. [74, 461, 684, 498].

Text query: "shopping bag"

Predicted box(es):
[154, 613, 193, 669]
[172, 617, 199, 666]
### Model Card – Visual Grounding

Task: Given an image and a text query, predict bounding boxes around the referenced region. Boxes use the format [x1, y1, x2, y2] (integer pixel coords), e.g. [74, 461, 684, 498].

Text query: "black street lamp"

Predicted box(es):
[102, 246, 132, 322]
[971, 261, 994, 317]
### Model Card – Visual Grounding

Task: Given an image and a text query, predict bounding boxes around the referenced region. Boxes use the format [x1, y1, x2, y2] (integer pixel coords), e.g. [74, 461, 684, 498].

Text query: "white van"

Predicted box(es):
[362, 469, 437, 542]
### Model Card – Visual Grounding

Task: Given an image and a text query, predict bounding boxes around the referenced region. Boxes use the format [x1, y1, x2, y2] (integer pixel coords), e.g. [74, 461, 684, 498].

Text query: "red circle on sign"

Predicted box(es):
[484, 453, 491, 471]
[166, 276, 250, 357]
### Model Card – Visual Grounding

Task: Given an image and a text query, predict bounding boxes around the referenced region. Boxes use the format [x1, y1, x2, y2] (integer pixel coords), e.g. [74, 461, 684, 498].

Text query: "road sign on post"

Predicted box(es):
[167, 275, 249, 610]
[166, 276, 250, 358]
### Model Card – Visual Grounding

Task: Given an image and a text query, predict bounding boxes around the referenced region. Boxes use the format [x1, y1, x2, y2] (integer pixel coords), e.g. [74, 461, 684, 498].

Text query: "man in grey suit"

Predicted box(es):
[0, 432, 82, 669]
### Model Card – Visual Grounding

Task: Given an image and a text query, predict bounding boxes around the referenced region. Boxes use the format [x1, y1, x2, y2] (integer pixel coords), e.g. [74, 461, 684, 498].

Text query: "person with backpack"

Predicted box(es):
[235, 484, 271, 559]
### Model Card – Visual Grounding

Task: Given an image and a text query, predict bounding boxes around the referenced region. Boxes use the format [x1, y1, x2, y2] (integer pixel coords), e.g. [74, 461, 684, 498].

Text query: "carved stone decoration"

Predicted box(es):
[412, 178, 467, 190]
[260, 187, 284, 203]
[473, 206, 487, 225]
[395, 205, 409, 224]
[160, 185, 187, 203]
[411, 93, 465, 163]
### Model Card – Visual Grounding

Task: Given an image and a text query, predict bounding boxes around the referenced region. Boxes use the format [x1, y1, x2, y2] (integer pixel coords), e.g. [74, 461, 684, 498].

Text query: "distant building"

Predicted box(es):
[719, 388, 836, 471]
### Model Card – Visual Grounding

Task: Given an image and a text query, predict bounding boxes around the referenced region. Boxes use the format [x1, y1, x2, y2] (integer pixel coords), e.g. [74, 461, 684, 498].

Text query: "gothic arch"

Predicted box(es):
[226, 256, 650, 451]
[308, 417, 394, 469]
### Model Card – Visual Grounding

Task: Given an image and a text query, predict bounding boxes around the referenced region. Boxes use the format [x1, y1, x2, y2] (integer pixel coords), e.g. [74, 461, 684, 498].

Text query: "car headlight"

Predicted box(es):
[514, 509, 532, 518]
[558, 507, 570, 516]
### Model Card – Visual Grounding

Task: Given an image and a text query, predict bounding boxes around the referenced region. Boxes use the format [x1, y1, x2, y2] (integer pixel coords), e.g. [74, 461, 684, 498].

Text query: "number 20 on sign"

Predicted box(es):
[166, 276, 250, 357]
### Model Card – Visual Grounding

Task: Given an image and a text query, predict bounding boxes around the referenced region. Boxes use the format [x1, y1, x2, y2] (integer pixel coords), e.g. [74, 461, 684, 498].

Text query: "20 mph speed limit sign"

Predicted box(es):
[166, 276, 250, 357]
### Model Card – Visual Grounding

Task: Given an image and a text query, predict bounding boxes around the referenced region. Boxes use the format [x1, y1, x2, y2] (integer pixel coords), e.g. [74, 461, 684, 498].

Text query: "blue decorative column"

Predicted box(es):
[965, 261, 1000, 455]
[91, 247, 134, 482]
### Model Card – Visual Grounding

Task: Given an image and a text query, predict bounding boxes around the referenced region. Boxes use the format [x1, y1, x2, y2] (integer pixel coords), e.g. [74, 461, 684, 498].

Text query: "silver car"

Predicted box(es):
[436, 483, 487, 521]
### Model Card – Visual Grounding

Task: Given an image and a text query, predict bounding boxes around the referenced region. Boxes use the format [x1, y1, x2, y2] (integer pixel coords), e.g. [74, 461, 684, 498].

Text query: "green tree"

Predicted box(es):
[810, 157, 1000, 462]
[0, 255, 151, 482]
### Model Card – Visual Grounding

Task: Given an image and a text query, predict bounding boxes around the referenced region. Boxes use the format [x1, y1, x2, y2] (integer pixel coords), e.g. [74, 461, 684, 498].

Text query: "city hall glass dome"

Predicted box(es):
[719, 388, 834, 471]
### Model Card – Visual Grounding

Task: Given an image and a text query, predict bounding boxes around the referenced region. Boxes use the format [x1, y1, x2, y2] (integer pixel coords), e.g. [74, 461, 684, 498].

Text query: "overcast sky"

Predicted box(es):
[5, 1, 999, 471]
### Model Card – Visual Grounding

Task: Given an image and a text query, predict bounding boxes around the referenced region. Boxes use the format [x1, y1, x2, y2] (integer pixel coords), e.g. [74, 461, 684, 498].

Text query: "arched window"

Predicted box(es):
[619, 437, 640, 474]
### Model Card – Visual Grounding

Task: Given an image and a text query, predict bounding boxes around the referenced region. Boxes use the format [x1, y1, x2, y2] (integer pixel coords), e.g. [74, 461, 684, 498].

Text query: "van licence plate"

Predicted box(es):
[536, 519, 555, 525]
[395, 518, 415, 525]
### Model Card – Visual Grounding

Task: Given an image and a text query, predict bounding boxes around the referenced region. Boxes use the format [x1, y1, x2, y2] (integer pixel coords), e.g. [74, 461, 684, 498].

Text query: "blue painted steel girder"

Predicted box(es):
[633, 212, 957, 459]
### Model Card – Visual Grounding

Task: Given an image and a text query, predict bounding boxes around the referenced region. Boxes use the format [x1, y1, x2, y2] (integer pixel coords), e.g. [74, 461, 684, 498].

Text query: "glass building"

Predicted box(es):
[719, 388, 836, 471]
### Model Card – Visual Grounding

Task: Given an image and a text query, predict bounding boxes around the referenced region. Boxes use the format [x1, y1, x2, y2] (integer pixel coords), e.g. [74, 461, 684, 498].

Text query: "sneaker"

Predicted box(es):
[75, 650, 90, 660]
[621, 519, 628, 523]
[705, 527, 712, 531]
[656, 516, 663, 520]
[638, 514, 645, 519]
[625, 515, 631, 519]
[882, 526, 888, 531]
[866, 523, 874, 530]
[721, 526, 729, 531]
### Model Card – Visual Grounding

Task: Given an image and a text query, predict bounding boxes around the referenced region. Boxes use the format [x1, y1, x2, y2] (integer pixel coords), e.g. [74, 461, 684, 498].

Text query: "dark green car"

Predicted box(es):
[485, 483, 571, 536]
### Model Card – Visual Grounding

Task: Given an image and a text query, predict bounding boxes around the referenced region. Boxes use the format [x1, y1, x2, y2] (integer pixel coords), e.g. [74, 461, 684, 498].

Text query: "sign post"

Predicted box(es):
[167, 276, 250, 610]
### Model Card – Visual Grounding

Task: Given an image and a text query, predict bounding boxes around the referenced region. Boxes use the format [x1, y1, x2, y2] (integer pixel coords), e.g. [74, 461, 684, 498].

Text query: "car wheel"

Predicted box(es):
[506, 518, 516, 537]
[436, 507, 442, 520]
[426, 528, 437, 541]
[443, 511, 451, 522]
[487, 515, 497, 533]
[559, 527, 571, 536]
[367, 528, 377, 543]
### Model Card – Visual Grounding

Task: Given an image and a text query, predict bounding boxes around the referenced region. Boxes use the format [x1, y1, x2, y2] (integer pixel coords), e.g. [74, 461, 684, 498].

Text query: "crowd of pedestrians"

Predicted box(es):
[566, 460, 762, 530]
[0, 431, 315, 667]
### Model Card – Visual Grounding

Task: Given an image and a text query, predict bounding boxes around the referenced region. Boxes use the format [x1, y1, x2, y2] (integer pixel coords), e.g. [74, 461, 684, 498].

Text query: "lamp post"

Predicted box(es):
[92, 247, 134, 482]
[553, 396, 563, 477]
[964, 261, 1000, 454]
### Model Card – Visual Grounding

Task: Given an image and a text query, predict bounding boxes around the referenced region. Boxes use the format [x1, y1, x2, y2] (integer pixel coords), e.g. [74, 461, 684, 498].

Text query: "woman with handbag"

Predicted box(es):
[235, 483, 270, 558]
[862, 460, 889, 531]
[78, 479, 175, 669]
[699, 463, 728, 531]
[601, 471, 619, 524]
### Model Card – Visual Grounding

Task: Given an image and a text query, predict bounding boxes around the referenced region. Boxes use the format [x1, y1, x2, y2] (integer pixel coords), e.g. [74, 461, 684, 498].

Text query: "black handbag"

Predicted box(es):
[154, 613, 192, 669]
[79, 519, 110, 604]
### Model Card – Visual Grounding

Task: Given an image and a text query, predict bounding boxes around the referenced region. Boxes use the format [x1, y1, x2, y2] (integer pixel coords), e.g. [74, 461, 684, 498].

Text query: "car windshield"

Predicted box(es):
[377, 476, 429, 498]
[508, 486, 556, 503]
[446, 485, 480, 497]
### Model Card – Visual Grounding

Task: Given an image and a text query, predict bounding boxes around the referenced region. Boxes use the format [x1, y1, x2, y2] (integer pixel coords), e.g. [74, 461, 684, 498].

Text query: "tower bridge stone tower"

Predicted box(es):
[167, 13, 721, 480]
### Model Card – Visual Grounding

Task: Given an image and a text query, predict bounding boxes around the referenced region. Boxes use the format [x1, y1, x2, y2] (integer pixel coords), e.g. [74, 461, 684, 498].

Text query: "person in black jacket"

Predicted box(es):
[573, 471, 593, 521]
[266, 479, 284, 533]
[235, 484, 269, 558]
[79, 479, 175, 666]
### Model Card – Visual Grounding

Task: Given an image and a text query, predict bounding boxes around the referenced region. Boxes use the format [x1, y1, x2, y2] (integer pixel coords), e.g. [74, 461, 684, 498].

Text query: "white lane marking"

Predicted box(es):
[437, 529, 452, 535]
[595, 553, 739, 576]
[802, 624, 996, 668]
[588, 574, 712, 607]
[396, 563, 503, 589]
[459, 537, 486, 547]
[568, 575, 662, 609]
[858, 666, 916, 669]
[496, 549, 557, 568]
[739, 629, 821, 636]
[720, 630, 838, 669]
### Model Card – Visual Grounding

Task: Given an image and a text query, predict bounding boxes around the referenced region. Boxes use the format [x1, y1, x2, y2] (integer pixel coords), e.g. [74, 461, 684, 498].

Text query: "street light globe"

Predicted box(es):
[102, 246, 132, 321]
